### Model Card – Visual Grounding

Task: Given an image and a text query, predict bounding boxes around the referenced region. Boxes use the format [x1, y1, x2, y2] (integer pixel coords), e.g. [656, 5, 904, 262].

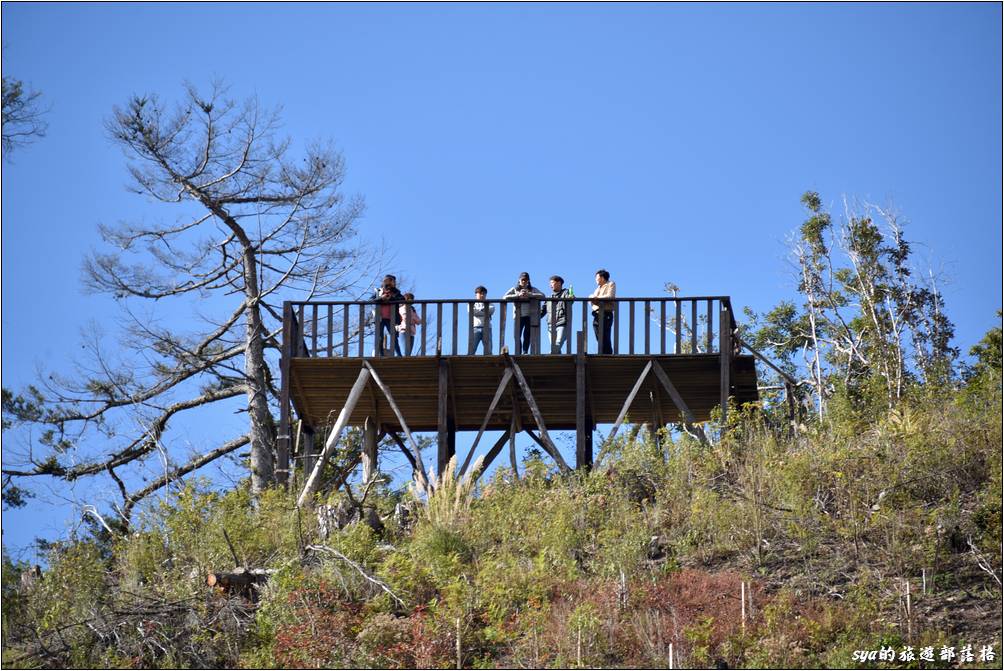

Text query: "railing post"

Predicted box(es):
[719, 300, 732, 425]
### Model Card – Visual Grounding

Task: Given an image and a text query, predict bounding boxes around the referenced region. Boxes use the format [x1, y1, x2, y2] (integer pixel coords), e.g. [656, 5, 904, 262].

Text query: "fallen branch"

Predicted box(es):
[306, 543, 405, 609]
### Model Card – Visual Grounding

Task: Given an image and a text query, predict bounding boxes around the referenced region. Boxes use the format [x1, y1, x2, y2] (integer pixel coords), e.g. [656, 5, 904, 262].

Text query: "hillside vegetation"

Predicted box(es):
[2, 345, 1000, 669]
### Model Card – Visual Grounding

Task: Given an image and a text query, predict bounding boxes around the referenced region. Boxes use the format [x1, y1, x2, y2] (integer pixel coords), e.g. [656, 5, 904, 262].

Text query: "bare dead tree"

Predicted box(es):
[2, 82, 371, 513]
[2, 75, 48, 157]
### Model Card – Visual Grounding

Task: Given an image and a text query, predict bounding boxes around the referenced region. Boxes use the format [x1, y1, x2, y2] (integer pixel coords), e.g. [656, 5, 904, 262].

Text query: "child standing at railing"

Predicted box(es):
[397, 293, 422, 356]
[469, 286, 495, 355]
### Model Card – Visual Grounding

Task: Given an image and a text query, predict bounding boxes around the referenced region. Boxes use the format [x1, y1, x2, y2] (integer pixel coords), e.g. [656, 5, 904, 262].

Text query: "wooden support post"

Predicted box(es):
[278, 301, 293, 486]
[720, 302, 732, 425]
[508, 413, 519, 477]
[576, 332, 592, 470]
[506, 355, 571, 472]
[362, 416, 378, 484]
[298, 367, 371, 507]
[438, 358, 455, 477]
[302, 425, 316, 478]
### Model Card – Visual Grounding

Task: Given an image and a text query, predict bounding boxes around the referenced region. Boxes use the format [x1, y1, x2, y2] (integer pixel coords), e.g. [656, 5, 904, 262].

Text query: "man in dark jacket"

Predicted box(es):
[541, 275, 572, 354]
[502, 272, 545, 354]
[374, 275, 404, 356]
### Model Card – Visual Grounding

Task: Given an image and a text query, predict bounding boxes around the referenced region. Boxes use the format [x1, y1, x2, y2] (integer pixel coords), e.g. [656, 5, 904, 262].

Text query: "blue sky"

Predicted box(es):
[2, 3, 1001, 555]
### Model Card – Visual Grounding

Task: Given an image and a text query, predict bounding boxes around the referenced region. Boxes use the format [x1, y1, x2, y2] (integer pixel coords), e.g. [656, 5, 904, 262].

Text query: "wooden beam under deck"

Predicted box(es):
[288, 354, 757, 433]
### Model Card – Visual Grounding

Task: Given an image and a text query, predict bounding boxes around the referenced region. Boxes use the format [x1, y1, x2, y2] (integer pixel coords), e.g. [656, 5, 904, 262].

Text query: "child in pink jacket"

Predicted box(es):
[397, 293, 422, 356]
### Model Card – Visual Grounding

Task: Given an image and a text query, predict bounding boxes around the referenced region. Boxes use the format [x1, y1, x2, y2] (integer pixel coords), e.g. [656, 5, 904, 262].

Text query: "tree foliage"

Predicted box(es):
[744, 192, 958, 418]
[2, 82, 371, 517]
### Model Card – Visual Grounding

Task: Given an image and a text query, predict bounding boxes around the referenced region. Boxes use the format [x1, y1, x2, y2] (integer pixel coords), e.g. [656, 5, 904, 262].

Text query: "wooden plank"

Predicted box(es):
[580, 300, 588, 354]
[459, 368, 513, 476]
[361, 361, 431, 490]
[604, 360, 653, 447]
[297, 366, 370, 507]
[507, 356, 571, 472]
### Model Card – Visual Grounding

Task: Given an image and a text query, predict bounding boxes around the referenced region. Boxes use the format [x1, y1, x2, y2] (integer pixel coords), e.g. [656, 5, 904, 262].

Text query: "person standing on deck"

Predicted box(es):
[397, 292, 421, 356]
[469, 285, 495, 355]
[541, 275, 572, 354]
[503, 272, 545, 354]
[589, 269, 616, 354]
[374, 275, 403, 356]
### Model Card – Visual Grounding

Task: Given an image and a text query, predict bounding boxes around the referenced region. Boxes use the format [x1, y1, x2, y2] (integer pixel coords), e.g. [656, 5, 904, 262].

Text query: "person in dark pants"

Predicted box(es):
[469, 285, 495, 354]
[374, 275, 403, 356]
[502, 272, 544, 354]
[589, 269, 616, 354]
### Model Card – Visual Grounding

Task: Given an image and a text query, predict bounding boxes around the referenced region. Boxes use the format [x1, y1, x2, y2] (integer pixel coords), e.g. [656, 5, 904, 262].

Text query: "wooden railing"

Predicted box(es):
[282, 296, 736, 359]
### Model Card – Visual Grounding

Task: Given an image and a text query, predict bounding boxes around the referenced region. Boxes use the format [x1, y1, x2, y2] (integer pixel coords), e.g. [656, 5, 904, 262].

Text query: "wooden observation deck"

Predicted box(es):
[279, 296, 758, 489]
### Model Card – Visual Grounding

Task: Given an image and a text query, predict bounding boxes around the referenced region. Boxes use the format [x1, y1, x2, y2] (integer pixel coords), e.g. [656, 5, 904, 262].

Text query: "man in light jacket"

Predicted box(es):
[589, 269, 616, 354]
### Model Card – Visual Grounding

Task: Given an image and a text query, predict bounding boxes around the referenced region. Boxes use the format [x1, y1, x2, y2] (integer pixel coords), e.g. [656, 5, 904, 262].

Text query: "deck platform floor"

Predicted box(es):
[289, 354, 758, 433]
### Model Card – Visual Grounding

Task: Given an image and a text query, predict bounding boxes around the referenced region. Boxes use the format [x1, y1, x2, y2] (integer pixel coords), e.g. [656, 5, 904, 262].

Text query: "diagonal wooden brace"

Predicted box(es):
[650, 359, 708, 445]
[458, 367, 513, 477]
[605, 359, 654, 446]
[506, 355, 571, 473]
[363, 361, 432, 493]
[298, 367, 371, 508]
